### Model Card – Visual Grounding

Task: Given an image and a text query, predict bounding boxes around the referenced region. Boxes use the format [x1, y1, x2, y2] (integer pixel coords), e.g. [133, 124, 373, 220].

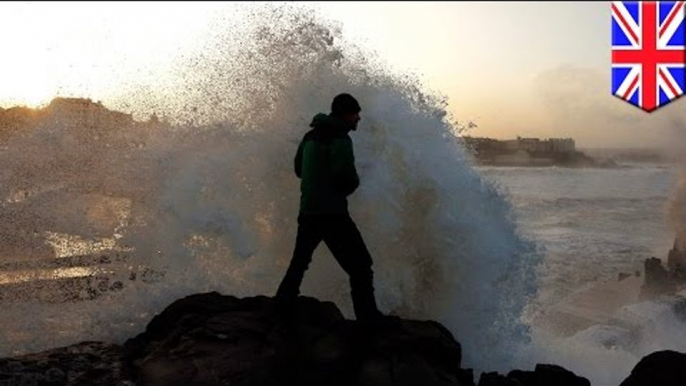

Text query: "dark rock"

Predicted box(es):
[668, 240, 686, 281]
[641, 257, 677, 298]
[640, 239, 686, 299]
[456, 368, 476, 386]
[7, 361, 23, 372]
[478, 372, 522, 386]
[478, 364, 588, 386]
[535, 364, 589, 385]
[0, 341, 132, 385]
[124, 291, 465, 386]
[509, 364, 589, 386]
[619, 350, 686, 386]
[507, 370, 538, 385]
[0, 292, 608, 386]
[45, 367, 65, 382]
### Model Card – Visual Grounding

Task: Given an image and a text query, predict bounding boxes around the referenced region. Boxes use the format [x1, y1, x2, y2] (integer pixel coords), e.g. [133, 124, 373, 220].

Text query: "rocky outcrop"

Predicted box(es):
[0, 292, 472, 385]
[640, 242, 686, 299]
[668, 239, 686, 281]
[477, 364, 590, 386]
[641, 257, 677, 298]
[123, 292, 469, 386]
[1, 291, 682, 386]
[619, 350, 686, 386]
[0, 341, 132, 385]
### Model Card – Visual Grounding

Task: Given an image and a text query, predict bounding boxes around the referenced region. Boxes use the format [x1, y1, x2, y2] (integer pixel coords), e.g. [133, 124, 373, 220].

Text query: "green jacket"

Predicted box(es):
[295, 113, 360, 214]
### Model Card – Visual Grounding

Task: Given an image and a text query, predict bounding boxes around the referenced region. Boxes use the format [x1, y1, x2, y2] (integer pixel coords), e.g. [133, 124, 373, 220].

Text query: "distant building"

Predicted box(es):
[463, 136, 575, 154]
[503, 139, 520, 151]
[549, 138, 575, 152]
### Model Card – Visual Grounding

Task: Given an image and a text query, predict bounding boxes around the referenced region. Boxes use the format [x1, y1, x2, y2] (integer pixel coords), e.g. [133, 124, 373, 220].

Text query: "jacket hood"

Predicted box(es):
[309, 113, 350, 132]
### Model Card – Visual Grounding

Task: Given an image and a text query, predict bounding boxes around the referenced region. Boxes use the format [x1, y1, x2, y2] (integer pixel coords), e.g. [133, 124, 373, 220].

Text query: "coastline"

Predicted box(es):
[462, 136, 615, 168]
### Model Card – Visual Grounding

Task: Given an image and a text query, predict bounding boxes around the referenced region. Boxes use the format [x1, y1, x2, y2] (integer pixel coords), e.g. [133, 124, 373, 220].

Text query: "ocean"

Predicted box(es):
[478, 164, 679, 309]
[477, 164, 685, 385]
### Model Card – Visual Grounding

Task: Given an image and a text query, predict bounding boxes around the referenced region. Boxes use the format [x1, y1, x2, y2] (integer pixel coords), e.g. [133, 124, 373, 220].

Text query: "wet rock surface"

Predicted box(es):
[123, 292, 465, 386]
[0, 341, 132, 385]
[1, 292, 684, 385]
[619, 350, 686, 386]
[477, 364, 590, 386]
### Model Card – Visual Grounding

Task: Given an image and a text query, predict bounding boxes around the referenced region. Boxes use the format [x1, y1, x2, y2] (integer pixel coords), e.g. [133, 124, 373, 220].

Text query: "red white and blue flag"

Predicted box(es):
[612, 1, 685, 112]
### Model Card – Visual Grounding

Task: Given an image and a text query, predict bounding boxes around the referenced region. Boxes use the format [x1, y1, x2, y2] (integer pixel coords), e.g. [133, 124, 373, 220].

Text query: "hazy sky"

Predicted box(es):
[0, 2, 684, 149]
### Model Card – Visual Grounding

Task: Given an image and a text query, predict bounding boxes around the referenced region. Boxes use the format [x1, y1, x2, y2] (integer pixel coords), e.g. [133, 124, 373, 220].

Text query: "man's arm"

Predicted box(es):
[294, 140, 304, 178]
[330, 136, 359, 195]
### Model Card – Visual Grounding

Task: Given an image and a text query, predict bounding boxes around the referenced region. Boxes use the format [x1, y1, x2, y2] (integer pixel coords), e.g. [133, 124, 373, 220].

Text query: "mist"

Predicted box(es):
[534, 65, 686, 152]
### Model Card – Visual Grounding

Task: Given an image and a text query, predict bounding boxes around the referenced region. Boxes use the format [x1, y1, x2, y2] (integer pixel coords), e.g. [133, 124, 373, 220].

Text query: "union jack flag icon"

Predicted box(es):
[612, 1, 686, 112]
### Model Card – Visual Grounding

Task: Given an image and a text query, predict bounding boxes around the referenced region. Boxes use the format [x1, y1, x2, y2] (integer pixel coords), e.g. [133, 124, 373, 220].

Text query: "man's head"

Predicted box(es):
[331, 93, 361, 131]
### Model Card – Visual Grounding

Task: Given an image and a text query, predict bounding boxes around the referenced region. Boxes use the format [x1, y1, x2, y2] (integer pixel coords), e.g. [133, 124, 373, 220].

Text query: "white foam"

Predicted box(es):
[0, 5, 540, 372]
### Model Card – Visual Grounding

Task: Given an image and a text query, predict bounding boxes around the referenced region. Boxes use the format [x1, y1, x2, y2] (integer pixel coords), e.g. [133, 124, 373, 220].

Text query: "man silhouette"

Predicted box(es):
[276, 93, 390, 325]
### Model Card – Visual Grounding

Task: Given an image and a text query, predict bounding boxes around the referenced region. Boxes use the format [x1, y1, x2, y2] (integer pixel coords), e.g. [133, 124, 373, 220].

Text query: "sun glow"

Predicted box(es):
[0, 2, 233, 108]
[5, 73, 52, 108]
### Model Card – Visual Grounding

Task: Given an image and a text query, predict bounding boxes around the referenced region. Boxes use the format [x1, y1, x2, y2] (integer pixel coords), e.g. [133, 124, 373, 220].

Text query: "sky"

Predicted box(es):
[0, 1, 684, 149]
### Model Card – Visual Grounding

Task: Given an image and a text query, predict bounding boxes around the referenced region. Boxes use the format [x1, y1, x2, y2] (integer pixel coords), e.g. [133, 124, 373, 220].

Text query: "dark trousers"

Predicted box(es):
[276, 213, 381, 321]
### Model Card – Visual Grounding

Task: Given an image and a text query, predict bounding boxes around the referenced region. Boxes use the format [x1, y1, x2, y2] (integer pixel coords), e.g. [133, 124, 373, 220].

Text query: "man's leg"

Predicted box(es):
[322, 215, 382, 322]
[276, 214, 322, 301]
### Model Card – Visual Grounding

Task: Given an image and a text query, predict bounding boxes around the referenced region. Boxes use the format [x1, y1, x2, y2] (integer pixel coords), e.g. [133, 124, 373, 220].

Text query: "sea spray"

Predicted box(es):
[0, 4, 540, 374]
[521, 295, 686, 385]
[120, 5, 541, 370]
[668, 169, 686, 249]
